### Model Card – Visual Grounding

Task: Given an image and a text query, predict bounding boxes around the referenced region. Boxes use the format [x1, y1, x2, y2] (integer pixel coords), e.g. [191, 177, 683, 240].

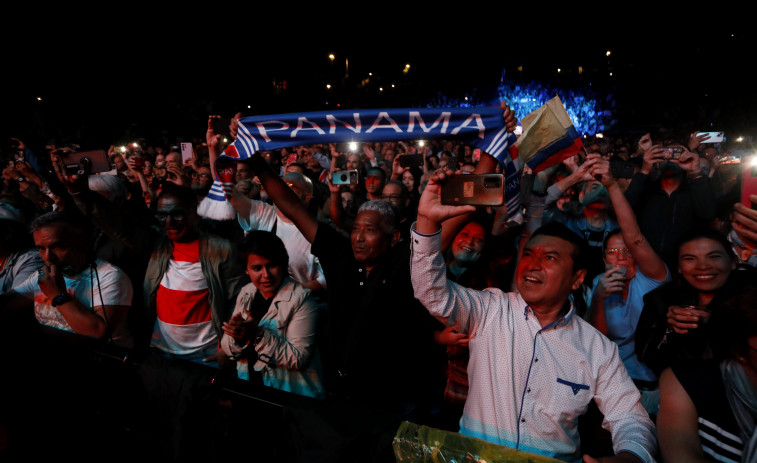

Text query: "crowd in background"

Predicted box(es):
[1, 111, 757, 463]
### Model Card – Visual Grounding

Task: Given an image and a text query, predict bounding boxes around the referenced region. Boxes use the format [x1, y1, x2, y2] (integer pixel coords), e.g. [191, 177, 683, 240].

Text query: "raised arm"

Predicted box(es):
[593, 154, 668, 281]
[412, 169, 494, 335]
[207, 115, 224, 182]
[232, 117, 319, 243]
[415, 169, 476, 236]
[439, 102, 518, 249]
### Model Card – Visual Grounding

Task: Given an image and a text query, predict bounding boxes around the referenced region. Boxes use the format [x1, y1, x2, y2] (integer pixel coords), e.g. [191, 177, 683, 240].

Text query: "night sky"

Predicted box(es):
[3, 12, 756, 153]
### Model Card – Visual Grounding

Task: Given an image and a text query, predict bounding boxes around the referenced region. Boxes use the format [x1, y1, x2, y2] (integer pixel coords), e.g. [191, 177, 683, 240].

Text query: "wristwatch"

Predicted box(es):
[51, 292, 73, 307]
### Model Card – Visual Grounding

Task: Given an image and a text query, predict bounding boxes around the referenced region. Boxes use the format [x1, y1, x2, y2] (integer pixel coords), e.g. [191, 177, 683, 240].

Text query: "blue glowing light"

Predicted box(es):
[423, 81, 614, 137]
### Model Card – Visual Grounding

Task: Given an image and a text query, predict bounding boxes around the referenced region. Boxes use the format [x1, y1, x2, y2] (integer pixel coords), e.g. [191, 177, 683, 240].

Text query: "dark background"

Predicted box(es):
[3, 11, 756, 153]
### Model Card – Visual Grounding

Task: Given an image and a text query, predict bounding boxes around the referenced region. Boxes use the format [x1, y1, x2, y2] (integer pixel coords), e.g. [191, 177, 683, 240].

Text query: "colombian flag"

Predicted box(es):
[508, 96, 584, 173]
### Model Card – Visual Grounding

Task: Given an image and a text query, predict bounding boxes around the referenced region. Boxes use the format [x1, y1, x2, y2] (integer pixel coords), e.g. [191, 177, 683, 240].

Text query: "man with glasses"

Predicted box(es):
[144, 185, 246, 364]
[140, 185, 246, 460]
[190, 165, 214, 200]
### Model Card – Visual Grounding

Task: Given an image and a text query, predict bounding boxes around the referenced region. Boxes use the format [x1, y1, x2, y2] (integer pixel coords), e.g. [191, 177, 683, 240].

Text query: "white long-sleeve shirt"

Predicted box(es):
[409, 226, 657, 463]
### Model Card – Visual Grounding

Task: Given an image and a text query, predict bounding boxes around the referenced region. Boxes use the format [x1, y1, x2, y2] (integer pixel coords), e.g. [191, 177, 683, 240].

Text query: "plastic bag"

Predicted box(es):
[392, 421, 563, 463]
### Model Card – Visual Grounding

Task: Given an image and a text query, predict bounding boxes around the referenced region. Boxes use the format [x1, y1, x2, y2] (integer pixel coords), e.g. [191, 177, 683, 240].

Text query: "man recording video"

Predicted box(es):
[409, 154, 656, 462]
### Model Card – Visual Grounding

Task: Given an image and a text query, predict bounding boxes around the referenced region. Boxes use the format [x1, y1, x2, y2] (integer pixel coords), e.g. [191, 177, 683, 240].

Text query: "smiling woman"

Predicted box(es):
[635, 228, 757, 378]
[220, 230, 325, 399]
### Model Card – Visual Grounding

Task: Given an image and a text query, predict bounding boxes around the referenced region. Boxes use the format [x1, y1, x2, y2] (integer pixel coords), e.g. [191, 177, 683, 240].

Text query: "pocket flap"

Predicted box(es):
[556, 378, 590, 395]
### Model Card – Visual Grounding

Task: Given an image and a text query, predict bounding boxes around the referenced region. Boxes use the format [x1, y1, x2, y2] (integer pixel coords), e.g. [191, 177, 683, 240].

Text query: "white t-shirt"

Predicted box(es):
[13, 259, 133, 346]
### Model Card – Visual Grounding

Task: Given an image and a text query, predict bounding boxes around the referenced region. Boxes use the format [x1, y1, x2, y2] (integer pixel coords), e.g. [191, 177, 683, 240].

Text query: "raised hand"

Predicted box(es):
[50, 148, 88, 194]
[415, 169, 476, 234]
[640, 144, 665, 175]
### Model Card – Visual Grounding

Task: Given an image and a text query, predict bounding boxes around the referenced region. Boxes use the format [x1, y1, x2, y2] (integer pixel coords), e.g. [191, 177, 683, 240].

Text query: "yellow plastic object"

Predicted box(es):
[392, 421, 563, 463]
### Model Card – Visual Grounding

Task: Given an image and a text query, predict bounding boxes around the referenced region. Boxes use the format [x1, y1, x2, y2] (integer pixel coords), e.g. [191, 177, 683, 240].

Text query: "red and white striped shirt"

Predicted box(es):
[151, 240, 216, 355]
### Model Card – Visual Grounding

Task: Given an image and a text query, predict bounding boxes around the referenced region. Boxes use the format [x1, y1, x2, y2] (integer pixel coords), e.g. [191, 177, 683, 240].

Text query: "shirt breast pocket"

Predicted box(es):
[545, 378, 592, 422]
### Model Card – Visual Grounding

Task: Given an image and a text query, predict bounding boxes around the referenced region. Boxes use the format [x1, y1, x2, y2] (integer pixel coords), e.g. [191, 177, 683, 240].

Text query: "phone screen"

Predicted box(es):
[180, 143, 193, 163]
[60, 149, 111, 175]
[700, 131, 725, 144]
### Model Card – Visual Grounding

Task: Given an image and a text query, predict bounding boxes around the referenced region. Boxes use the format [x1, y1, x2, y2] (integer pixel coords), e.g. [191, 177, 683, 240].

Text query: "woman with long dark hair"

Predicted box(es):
[635, 228, 757, 378]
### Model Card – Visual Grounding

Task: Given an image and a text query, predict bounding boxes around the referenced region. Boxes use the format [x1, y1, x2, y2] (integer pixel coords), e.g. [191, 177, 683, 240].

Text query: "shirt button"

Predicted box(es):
[527, 388, 531, 393]
[521, 418, 526, 423]
[359, 282, 364, 286]
[534, 358, 538, 363]
[358, 268, 363, 272]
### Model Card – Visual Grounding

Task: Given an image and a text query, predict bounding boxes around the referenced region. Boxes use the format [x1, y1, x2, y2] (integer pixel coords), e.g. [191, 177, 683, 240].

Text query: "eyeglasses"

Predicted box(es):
[155, 210, 187, 222]
[605, 248, 631, 258]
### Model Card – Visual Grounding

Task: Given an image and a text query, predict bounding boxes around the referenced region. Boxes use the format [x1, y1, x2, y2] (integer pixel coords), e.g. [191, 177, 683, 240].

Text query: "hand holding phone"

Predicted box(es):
[698, 131, 725, 144]
[662, 146, 684, 160]
[440, 173, 504, 206]
[331, 169, 359, 185]
[59, 149, 111, 176]
[180, 143, 193, 164]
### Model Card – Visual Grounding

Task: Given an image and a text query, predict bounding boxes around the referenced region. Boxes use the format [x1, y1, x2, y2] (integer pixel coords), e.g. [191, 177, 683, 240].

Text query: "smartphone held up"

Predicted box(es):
[440, 173, 505, 207]
[698, 131, 725, 144]
[59, 149, 111, 176]
[332, 169, 359, 185]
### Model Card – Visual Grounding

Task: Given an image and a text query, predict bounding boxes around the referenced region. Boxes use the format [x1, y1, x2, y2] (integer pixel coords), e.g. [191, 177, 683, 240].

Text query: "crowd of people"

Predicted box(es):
[1, 105, 757, 463]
